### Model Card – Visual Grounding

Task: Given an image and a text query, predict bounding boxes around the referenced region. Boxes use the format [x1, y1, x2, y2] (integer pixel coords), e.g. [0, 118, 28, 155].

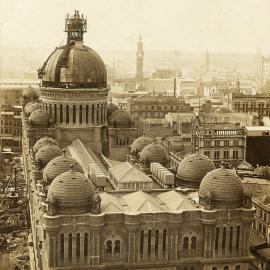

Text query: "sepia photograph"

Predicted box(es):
[1, 0, 270, 269]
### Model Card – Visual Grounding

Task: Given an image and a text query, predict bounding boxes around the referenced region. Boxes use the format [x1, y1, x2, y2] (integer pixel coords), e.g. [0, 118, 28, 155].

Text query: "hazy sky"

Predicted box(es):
[1, 0, 270, 54]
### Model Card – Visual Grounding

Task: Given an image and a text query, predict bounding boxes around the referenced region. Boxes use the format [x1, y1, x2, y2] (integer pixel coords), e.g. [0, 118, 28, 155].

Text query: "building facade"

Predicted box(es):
[191, 115, 246, 167]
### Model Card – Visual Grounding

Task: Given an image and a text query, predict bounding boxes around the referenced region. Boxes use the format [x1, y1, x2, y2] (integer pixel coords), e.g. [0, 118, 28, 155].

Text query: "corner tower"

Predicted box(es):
[37, 10, 109, 153]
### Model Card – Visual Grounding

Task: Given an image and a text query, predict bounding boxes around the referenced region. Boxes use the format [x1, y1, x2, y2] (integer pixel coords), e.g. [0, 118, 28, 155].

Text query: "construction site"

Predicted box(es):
[0, 155, 31, 270]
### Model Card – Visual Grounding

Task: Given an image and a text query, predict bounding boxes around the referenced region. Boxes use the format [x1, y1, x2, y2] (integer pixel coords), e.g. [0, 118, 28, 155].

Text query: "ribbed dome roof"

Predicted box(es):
[130, 135, 153, 154]
[25, 102, 42, 115]
[40, 42, 107, 88]
[43, 153, 84, 184]
[107, 102, 119, 118]
[47, 170, 95, 215]
[29, 109, 51, 126]
[35, 143, 62, 168]
[199, 167, 244, 209]
[33, 136, 58, 153]
[110, 109, 132, 127]
[140, 143, 167, 165]
[22, 86, 37, 99]
[177, 153, 215, 187]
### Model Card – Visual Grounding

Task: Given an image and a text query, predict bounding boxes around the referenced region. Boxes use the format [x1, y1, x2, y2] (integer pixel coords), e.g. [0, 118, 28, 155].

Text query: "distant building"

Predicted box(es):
[152, 68, 178, 79]
[136, 35, 144, 87]
[130, 94, 193, 119]
[191, 114, 246, 166]
[261, 57, 270, 90]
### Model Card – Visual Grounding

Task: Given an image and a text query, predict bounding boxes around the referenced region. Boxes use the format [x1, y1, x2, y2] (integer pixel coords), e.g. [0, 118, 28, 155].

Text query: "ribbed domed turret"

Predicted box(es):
[177, 153, 215, 187]
[35, 143, 62, 168]
[110, 109, 132, 128]
[22, 86, 37, 100]
[25, 102, 42, 116]
[33, 136, 58, 153]
[29, 109, 51, 126]
[199, 167, 244, 209]
[130, 135, 153, 154]
[43, 153, 84, 184]
[47, 170, 95, 215]
[107, 102, 119, 120]
[140, 142, 167, 166]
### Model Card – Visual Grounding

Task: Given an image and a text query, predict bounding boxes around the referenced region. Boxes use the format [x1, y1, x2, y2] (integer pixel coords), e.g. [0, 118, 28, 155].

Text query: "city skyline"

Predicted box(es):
[1, 0, 270, 54]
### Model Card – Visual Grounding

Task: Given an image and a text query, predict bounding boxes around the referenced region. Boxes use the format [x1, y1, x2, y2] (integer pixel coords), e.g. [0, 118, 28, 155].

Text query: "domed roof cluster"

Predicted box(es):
[43, 153, 84, 184]
[140, 142, 168, 166]
[29, 109, 52, 126]
[130, 135, 153, 154]
[199, 167, 244, 209]
[177, 153, 215, 187]
[47, 169, 95, 215]
[33, 136, 58, 153]
[40, 43, 107, 89]
[110, 109, 132, 128]
[35, 143, 62, 168]
[22, 86, 37, 100]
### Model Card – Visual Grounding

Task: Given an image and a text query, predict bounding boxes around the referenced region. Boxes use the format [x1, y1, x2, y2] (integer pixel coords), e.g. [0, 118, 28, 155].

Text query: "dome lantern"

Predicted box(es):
[65, 10, 87, 44]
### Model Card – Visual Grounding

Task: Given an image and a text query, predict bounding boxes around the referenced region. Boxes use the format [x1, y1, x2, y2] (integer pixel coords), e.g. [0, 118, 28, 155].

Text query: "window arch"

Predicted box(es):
[68, 233, 72, 260]
[106, 240, 112, 255]
[66, 105, 69, 124]
[183, 237, 189, 251]
[114, 240, 120, 255]
[79, 105, 82, 124]
[60, 104, 63, 123]
[155, 230, 159, 257]
[162, 229, 167, 252]
[54, 104, 57, 122]
[84, 233, 88, 258]
[60, 233, 64, 260]
[73, 105, 76, 124]
[76, 233, 80, 259]
[86, 105, 89, 124]
[191, 236, 196, 250]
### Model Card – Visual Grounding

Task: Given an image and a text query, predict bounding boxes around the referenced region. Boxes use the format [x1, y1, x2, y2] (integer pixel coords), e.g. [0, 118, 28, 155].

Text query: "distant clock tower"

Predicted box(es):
[136, 34, 144, 85]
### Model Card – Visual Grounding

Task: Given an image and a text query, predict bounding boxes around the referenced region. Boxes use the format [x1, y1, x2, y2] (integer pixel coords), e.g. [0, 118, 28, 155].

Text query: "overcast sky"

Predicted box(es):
[1, 0, 270, 54]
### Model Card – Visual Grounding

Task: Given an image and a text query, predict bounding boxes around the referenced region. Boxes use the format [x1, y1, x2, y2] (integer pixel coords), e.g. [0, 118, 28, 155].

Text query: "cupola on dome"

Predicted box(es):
[199, 167, 244, 209]
[140, 142, 167, 166]
[130, 135, 153, 154]
[35, 143, 62, 168]
[29, 109, 51, 126]
[43, 153, 84, 184]
[177, 153, 215, 187]
[47, 170, 95, 215]
[33, 136, 58, 153]
[38, 10, 107, 89]
[110, 109, 132, 128]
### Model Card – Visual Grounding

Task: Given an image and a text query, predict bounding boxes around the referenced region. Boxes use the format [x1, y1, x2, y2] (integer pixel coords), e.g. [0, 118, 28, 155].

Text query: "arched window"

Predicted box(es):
[97, 104, 100, 124]
[76, 233, 80, 258]
[140, 231, 144, 257]
[215, 227, 219, 252]
[60, 104, 63, 123]
[183, 237, 189, 251]
[106, 240, 112, 255]
[222, 227, 226, 250]
[73, 105, 76, 124]
[155, 230, 159, 258]
[162, 229, 167, 252]
[191, 236, 196, 250]
[148, 230, 152, 257]
[68, 233, 72, 260]
[235, 265, 240, 270]
[229, 226, 233, 252]
[66, 105, 69, 124]
[49, 104, 52, 116]
[224, 266, 229, 270]
[86, 105, 89, 124]
[114, 240, 120, 255]
[236, 226, 240, 250]
[60, 234, 64, 260]
[92, 105, 95, 124]
[84, 233, 88, 258]
[54, 104, 57, 122]
[79, 105, 82, 124]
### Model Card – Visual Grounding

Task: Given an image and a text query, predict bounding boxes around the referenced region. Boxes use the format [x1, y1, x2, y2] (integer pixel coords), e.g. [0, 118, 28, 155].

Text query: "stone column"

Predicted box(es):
[128, 231, 135, 263]
[204, 226, 209, 258]
[80, 235, 84, 263]
[76, 105, 80, 125]
[69, 105, 73, 126]
[151, 231, 155, 261]
[48, 238, 54, 267]
[225, 227, 230, 256]
[89, 104, 92, 126]
[56, 105, 60, 125]
[64, 235, 68, 263]
[137, 231, 141, 262]
[63, 104, 66, 125]
[72, 235, 76, 264]
[218, 227, 223, 257]
[143, 231, 148, 261]
[158, 230, 163, 260]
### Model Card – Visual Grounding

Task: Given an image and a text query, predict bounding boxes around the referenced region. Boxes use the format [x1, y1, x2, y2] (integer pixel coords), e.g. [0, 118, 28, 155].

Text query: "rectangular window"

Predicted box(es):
[214, 141, 220, 147]
[204, 151, 210, 157]
[233, 140, 239, 146]
[204, 140, 211, 147]
[214, 151, 220, 159]
[224, 150, 229, 159]
[224, 140, 230, 147]
[233, 150, 238, 159]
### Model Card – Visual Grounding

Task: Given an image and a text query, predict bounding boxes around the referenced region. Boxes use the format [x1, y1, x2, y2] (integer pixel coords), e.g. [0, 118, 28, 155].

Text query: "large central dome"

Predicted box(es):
[38, 10, 107, 89]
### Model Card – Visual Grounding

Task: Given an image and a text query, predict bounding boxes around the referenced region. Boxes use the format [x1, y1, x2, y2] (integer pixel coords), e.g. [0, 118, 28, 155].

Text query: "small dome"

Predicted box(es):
[130, 135, 153, 154]
[25, 102, 42, 115]
[33, 136, 58, 153]
[199, 167, 244, 209]
[47, 170, 95, 215]
[177, 153, 215, 187]
[236, 161, 254, 171]
[43, 153, 84, 184]
[107, 102, 119, 119]
[110, 109, 132, 128]
[35, 143, 62, 168]
[140, 142, 167, 166]
[22, 86, 37, 99]
[29, 109, 51, 126]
